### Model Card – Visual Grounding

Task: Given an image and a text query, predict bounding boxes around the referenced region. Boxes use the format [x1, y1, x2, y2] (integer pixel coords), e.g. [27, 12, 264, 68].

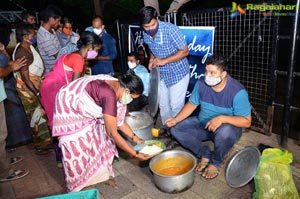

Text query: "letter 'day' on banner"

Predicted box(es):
[179, 26, 215, 98]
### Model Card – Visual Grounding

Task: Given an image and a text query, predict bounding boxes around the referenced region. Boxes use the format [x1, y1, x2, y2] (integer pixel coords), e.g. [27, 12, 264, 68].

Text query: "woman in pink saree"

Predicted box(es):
[40, 31, 102, 166]
[52, 74, 150, 192]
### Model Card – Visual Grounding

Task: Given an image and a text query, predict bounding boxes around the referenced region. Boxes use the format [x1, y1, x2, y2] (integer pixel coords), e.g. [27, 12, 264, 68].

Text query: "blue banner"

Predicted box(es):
[179, 26, 215, 97]
[180, 26, 214, 58]
[128, 25, 147, 55]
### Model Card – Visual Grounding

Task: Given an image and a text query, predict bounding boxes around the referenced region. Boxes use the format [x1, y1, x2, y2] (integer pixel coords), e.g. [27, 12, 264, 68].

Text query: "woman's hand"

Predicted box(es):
[135, 152, 151, 161]
[132, 135, 144, 145]
[9, 56, 27, 71]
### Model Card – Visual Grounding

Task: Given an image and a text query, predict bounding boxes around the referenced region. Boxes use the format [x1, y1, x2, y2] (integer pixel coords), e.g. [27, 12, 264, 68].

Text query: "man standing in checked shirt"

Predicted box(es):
[37, 5, 63, 74]
[139, 6, 190, 125]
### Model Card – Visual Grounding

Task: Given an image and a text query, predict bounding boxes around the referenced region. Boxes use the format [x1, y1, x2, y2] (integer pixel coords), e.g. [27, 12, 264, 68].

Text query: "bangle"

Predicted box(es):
[135, 150, 139, 158]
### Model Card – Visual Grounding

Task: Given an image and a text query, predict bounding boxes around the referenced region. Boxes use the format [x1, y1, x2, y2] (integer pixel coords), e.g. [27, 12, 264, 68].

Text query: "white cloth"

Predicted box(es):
[12, 43, 45, 80]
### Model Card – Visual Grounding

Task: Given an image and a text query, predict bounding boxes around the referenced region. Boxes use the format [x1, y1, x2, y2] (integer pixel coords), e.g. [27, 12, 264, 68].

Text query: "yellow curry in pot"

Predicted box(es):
[153, 156, 194, 176]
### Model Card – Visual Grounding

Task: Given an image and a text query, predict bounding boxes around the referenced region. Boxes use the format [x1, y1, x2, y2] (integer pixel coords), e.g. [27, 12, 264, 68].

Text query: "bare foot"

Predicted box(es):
[102, 178, 118, 188]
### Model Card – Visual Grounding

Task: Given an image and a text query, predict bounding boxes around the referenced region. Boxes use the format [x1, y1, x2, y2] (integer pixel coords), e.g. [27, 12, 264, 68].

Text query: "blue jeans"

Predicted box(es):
[170, 116, 243, 168]
[159, 74, 189, 124]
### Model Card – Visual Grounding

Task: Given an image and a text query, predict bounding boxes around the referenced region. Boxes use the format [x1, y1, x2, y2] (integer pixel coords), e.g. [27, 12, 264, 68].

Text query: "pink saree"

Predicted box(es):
[52, 75, 126, 192]
[40, 54, 72, 129]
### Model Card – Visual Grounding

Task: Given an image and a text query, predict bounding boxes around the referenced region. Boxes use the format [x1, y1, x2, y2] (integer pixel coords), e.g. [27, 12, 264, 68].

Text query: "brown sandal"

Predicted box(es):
[202, 165, 220, 179]
[195, 161, 209, 174]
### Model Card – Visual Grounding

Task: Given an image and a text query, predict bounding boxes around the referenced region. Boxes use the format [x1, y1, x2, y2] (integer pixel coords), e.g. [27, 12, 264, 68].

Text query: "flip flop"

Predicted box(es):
[35, 149, 51, 156]
[6, 148, 16, 153]
[195, 161, 209, 174]
[0, 170, 29, 182]
[57, 162, 63, 169]
[202, 166, 220, 180]
[9, 156, 24, 166]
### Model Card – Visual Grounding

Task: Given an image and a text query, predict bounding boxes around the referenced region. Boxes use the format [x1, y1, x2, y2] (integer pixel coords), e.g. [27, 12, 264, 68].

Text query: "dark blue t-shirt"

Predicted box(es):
[189, 75, 251, 125]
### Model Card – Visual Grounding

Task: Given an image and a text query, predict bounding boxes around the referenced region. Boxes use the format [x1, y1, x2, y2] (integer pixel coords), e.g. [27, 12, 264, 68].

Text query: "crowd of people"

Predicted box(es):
[0, 4, 252, 193]
[0, 4, 151, 189]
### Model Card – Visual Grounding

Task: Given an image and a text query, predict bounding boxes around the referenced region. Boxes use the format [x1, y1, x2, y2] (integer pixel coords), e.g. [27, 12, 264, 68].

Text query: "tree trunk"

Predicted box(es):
[143, 0, 160, 16]
[93, 0, 102, 16]
[167, 0, 191, 13]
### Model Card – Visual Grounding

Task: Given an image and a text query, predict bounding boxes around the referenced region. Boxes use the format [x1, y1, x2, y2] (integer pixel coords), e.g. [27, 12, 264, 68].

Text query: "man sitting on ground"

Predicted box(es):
[165, 54, 251, 179]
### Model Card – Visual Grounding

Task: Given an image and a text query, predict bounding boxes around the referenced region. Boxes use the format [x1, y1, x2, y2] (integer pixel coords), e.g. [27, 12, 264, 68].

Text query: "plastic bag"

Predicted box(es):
[253, 148, 299, 199]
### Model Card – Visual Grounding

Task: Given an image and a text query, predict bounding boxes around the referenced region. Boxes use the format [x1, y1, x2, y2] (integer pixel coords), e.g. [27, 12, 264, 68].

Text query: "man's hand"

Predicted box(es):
[148, 59, 155, 71]
[0, 42, 9, 58]
[153, 58, 165, 66]
[148, 58, 165, 71]
[205, 116, 224, 132]
[165, 117, 177, 128]
[0, 43, 5, 51]
[9, 56, 27, 71]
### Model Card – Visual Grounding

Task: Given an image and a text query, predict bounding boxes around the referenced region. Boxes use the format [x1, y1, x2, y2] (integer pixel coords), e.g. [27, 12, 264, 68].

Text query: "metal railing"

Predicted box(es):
[0, 11, 22, 23]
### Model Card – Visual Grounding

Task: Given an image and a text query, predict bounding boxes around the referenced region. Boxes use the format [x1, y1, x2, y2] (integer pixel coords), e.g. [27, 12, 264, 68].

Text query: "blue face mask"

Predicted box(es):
[29, 37, 37, 45]
[145, 22, 159, 37]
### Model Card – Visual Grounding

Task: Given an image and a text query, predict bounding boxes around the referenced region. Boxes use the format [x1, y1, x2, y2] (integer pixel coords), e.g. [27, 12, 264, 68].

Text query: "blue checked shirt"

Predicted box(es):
[143, 21, 189, 87]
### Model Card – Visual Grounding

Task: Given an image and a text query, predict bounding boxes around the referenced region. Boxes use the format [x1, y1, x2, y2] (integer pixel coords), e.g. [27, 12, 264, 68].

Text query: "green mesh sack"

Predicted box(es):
[253, 148, 299, 199]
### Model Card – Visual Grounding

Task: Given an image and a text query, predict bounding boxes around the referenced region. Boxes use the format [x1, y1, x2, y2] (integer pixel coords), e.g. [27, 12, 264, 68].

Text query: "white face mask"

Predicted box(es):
[205, 75, 222, 87]
[120, 91, 133, 104]
[128, 61, 137, 69]
[93, 28, 102, 35]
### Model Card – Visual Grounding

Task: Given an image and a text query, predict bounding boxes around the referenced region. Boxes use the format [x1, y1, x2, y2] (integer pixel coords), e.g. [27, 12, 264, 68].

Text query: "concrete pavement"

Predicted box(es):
[0, 130, 299, 199]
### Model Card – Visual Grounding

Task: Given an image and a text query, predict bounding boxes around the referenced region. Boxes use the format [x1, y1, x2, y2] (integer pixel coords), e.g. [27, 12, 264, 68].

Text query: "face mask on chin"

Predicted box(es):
[128, 61, 137, 69]
[93, 28, 102, 35]
[120, 91, 133, 105]
[205, 75, 222, 87]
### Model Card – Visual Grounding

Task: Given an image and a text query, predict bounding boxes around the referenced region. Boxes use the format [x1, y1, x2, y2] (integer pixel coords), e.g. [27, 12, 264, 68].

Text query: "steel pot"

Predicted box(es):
[125, 111, 153, 140]
[149, 150, 197, 193]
